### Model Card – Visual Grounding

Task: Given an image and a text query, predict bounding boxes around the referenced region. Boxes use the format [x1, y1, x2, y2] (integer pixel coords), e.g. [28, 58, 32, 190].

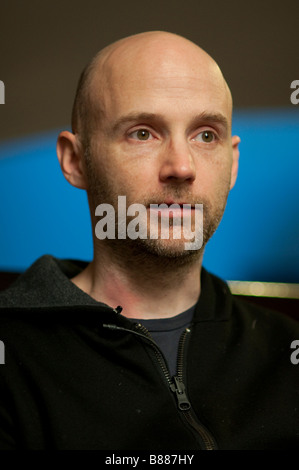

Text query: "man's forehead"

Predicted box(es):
[108, 76, 229, 111]
[99, 71, 231, 126]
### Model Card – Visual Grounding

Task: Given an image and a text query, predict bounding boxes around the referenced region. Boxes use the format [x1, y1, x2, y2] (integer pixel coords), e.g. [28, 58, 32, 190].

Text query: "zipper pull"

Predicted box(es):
[170, 376, 191, 411]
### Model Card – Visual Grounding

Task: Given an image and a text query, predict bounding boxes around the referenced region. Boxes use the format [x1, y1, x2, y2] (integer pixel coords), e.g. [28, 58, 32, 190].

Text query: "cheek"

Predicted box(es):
[193, 155, 233, 209]
[109, 146, 158, 191]
[196, 152, 232, 186]
[89, 140, 159, 205]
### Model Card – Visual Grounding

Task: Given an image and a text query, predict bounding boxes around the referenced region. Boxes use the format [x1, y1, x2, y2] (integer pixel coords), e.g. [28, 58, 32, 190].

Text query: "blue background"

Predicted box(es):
[0, 109, 298, 282]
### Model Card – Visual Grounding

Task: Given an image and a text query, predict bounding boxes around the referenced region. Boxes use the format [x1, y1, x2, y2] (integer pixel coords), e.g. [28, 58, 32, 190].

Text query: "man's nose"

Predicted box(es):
[159, 137, 196, 183]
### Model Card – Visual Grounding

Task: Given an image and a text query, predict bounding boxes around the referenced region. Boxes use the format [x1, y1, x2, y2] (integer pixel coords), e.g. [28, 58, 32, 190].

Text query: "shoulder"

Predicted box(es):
[201, 266, 299, 334]
[0, 255, 88, 308]
[231, 294, 299, 338]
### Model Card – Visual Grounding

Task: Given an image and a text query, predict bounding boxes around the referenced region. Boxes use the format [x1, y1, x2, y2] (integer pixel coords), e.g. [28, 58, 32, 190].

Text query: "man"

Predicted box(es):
[0, 31, 298, 450]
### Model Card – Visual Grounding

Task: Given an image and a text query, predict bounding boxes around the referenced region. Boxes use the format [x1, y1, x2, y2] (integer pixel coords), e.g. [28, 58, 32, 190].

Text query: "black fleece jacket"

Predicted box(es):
[0, 255, 298, 450]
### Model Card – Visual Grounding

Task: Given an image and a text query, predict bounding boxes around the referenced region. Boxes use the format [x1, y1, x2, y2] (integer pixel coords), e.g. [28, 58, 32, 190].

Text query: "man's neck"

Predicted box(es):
[71, 244, 203, 319]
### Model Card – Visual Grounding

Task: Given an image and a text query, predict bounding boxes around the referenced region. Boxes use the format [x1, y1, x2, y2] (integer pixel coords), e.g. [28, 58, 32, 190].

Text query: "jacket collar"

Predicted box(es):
[0, 255, 232, 324]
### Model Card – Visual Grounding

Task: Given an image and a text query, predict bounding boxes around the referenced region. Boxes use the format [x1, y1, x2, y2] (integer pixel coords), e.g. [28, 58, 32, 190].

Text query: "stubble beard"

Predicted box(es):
[85, 147, 230, 270]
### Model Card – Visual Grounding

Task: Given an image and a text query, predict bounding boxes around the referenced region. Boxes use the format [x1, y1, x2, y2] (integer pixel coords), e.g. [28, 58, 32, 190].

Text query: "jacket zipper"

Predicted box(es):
[136, 324, 216, 450]
[174, 327, 217, 450]
[104, 317, 217, 450]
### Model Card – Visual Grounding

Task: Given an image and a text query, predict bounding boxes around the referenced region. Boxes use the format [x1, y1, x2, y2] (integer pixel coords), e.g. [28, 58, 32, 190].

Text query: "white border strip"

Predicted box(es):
[227, 280, 299, 299]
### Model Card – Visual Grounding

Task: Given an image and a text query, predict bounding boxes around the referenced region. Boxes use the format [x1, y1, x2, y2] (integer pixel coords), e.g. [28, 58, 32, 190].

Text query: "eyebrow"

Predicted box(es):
[110, 111, 229, 136]
[110, 112, 165, 134]
[191, 112, 229, 129]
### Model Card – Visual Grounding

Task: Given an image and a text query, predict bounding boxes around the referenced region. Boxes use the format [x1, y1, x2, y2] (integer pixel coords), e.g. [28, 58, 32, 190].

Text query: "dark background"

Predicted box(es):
[0, 0, 298, 140]
[0, 0, 298, 309]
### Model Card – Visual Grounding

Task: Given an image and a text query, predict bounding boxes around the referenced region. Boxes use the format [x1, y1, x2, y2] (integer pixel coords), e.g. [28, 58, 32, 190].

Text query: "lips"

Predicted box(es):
[149, 201, 195, 208]
[164, 201, 193, 207]
[147, 203, 195, 219]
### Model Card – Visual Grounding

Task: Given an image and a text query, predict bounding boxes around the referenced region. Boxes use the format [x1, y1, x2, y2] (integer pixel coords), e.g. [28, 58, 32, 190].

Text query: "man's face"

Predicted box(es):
[84, 38, 238, 261]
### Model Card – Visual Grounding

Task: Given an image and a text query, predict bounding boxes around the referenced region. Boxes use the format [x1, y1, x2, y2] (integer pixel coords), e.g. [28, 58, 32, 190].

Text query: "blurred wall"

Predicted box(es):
[0, 0, 298, 281]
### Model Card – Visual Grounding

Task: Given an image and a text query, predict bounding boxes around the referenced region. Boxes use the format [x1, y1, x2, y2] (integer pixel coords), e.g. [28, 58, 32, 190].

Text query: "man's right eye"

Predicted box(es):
[129, 129, 153, 141]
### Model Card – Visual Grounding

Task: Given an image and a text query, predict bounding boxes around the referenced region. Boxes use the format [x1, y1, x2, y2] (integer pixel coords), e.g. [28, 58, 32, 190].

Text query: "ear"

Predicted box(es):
[56, 131, 88, 189]
[230, 135, 241, 190]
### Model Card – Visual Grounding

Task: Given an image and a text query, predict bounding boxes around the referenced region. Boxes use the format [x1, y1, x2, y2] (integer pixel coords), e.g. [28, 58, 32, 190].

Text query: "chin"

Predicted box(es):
[138, 237, 203, 263]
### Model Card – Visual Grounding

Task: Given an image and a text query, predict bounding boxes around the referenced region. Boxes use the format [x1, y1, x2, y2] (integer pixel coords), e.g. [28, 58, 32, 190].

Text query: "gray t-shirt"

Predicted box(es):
[132, 305, 195, 377]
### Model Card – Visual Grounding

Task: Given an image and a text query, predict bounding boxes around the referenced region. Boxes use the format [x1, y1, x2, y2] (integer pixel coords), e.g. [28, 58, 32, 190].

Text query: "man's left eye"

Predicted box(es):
[193, 131, 216, 143]
[130, 129, 153, 140]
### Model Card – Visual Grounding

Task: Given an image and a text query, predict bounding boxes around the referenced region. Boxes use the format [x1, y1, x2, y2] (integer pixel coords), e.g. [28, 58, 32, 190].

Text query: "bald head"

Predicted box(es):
[71, 31, 232, 146]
